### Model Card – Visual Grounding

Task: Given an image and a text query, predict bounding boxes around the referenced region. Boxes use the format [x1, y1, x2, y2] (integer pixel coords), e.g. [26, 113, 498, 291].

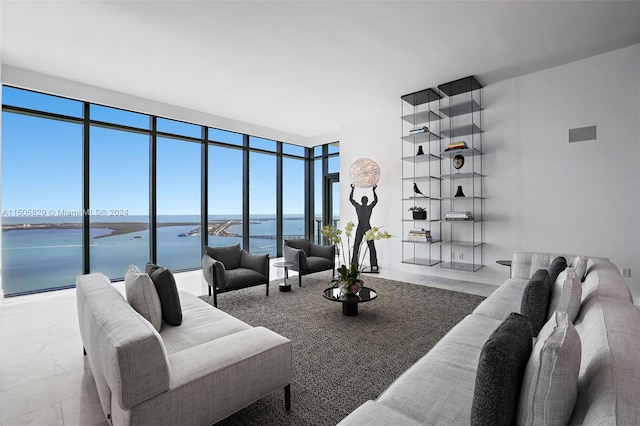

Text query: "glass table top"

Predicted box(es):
[322, 287, 378, 303]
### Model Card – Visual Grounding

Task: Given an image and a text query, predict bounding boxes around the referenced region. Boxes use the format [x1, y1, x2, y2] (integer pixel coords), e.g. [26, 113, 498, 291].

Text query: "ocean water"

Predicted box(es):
[1, 215, 305, 296]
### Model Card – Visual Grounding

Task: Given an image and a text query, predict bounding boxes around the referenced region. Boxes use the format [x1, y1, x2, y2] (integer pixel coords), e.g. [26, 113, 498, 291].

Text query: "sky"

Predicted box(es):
[1, 86, 312, 217]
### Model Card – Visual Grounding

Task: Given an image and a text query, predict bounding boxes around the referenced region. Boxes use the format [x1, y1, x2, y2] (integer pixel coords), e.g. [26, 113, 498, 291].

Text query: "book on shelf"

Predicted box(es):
[407, 229, 432, 242]
[444, 141, 468, 151]
[445, 211, 473, 220]
[408, 236, 433, 242]
[408, 229, 430, 235]
[407, 236, 433, 242]
[409, 126, 429, 133]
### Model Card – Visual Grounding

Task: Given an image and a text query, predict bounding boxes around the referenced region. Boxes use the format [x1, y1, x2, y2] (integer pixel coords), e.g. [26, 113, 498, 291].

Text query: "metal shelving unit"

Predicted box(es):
[438, 76, 484, 271]
[401, 88, 442, 267]
[400, 76, 484, 272]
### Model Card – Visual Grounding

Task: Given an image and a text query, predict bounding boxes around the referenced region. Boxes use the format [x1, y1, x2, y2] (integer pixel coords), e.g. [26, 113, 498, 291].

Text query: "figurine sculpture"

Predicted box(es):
[350, 184, 379, 271]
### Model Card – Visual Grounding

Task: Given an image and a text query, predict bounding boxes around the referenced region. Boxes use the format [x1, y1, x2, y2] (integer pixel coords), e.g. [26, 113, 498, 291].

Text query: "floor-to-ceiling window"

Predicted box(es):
[155, 118, 202, 270]
[249, 137, 277, 257]
[207, 130, 244, 250]
[312, 143, 340, 243]
[313, 146, 324, 243]
[1, 86, 338, 296]
[156, 135, 201, 270]
[1, 88, 83, 295]
[283, 144, 306, 242]
[89, 126, 150, 279]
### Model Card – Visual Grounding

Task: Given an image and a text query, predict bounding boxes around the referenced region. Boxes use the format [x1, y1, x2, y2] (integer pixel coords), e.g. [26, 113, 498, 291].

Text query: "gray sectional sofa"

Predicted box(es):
[338, 252, 640, 425]
[76, 272, 292, 426]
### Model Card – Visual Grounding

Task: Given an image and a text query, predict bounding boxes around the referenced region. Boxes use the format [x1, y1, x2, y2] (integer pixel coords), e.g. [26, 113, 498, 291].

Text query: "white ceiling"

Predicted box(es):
[2, 1, 640, 142]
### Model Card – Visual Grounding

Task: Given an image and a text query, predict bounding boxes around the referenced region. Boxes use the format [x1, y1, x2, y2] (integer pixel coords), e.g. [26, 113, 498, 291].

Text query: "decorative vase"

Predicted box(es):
[455, 185, 465, 197]
[339, 278, 364, 295]
[416, 146, 425, 156]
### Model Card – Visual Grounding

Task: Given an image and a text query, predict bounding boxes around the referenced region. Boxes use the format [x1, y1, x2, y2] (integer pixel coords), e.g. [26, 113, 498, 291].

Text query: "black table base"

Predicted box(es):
[342, 302, 358, 316]
[279, 282, 291, 292]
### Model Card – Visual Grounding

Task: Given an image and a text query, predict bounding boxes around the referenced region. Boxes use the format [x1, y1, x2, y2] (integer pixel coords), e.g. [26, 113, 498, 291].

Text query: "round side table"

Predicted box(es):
[273, 261, 296, 292]
[496, 260, 512, 277]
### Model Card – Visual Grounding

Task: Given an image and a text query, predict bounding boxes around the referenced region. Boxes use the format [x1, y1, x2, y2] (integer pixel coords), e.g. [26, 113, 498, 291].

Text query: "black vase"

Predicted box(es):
[455, 186, 465, 197]
[416, 146, 425, 156]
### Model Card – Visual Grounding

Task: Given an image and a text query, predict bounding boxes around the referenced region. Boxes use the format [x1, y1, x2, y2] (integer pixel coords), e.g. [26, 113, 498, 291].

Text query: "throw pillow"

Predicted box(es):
[520, 269, 552, 337]
[548, 256, 567, 285]
[517, 311, 581, 426]
[571, 255, 589, 282]
[124, 265, 162, 332]
[148, 266, 182, 326]
[205, 244, 241, 270]
[471, 312, 533, 426]
[145, 262, 162, 276]
[548, 268, 582, 323]
[285, 238, 310, 254]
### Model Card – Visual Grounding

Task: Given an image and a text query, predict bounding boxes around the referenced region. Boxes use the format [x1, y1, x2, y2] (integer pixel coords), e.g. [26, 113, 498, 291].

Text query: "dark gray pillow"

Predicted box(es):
[548, 256, 567, 284]
[471, 313, 533, 426]
[145, 262, 161, 275]
[285, 238, 310, 254]
[520, 269, 552, 337]
[148, 266, 182, 326]
[205, 244, 241, 270]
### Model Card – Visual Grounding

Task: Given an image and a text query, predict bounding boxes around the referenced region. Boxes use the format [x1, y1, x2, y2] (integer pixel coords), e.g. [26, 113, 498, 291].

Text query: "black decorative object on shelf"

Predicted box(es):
[413, 183, 426, 197]
[413, 211, 427, 220]
[416, 146, 425, 156]
[455, 185, 465, 197]
[409, 207, 427, 220]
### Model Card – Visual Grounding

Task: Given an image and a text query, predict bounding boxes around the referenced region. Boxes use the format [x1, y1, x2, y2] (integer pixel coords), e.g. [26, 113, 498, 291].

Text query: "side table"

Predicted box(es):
[273, 261, 296, 292]
[496, 260, 512, 278]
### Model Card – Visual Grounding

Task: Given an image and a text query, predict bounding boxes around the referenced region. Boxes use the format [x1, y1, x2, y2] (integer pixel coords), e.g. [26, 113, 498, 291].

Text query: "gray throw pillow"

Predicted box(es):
[145, 262, 161, 275]
[124, 265, 162, 332]
[548, 256, 567, 285]
[205, 244, 241, 270]
[521, 269, 552, 337]
[517, 311, 581, 426]
[547, 268, 582, 323]
[148, 265, 182, 326]
[571, 255, 589, 282]
[471, 312, 533, 426]
[285, 238, 310, 254]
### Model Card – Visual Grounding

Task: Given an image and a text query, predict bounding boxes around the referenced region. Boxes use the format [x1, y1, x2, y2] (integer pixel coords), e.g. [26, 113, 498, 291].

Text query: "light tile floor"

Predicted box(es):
[0, 260, 497, 425]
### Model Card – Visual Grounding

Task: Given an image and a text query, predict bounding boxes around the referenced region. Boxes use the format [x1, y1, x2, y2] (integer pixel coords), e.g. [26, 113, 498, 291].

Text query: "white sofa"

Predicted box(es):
[76, 272, 292, 426]
[338, 252, 640, 425]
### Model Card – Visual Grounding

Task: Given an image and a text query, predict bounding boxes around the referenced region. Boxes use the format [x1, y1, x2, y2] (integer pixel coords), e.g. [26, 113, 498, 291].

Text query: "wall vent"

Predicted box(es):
[569, 126, 596, 143]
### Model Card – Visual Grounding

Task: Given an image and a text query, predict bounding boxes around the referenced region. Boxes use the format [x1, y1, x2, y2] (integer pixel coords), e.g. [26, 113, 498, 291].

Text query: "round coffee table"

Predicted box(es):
[273, 261, 296, 292]
[322, 286, 378, 316]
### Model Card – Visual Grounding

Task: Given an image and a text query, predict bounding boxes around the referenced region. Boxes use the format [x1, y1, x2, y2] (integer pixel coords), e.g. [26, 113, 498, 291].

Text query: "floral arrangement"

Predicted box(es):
[408, 206, 425, 212]
[321, 221, 392, 286]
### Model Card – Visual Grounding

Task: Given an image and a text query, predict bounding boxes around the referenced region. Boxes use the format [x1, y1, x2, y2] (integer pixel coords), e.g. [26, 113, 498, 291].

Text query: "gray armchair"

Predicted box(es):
[283, 239, 335, 287]
[202, 244, 270, 307]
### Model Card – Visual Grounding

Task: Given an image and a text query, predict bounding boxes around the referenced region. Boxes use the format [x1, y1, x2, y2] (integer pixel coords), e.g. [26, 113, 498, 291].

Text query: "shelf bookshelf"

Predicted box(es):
[401, 76, 484, 272]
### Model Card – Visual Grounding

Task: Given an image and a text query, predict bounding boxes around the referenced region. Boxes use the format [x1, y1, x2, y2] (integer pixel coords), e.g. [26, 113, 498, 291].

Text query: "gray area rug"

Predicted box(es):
[200, 271, 485, 425]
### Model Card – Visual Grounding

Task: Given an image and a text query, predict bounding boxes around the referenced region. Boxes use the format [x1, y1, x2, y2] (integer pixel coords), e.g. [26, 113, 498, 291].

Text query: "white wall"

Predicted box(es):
[337, 44, 640, 298]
